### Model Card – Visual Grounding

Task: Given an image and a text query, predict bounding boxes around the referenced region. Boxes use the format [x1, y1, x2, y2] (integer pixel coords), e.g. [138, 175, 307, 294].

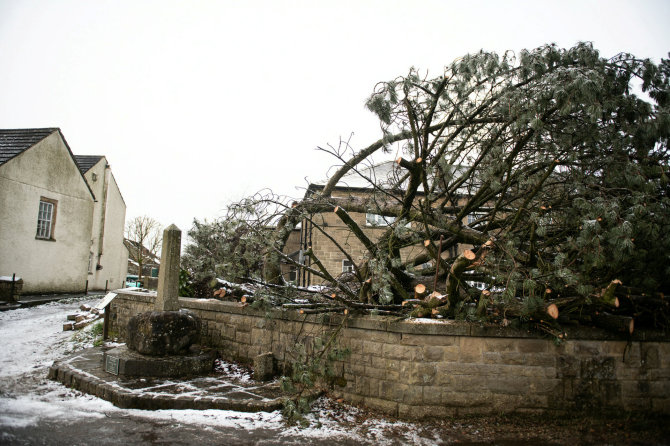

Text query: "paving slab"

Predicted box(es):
[48, 346, 290, 411]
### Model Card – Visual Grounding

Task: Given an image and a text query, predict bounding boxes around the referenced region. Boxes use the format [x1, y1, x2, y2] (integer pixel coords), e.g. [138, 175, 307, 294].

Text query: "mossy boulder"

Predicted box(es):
[126, 310, 201, 356]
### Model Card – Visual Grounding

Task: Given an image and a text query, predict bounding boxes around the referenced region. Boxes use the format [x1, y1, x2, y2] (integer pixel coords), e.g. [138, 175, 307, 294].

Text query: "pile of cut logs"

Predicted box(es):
[212, 286, 255, 304]
[63, 303, 103, 331]
[208, 275, 660, 335]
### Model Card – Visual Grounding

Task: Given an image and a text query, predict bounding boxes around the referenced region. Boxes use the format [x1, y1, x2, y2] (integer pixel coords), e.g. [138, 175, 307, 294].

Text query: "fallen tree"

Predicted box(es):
[184, 43, 670, 334]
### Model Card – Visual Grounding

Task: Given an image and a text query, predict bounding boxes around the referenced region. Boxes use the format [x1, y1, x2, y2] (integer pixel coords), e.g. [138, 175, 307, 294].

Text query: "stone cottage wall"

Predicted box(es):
[303, 191, 471, 286]
[109, 290, 670, 418]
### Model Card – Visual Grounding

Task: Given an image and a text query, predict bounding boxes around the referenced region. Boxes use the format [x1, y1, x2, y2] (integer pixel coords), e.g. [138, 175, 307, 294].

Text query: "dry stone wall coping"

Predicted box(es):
[112, 292, 668, 342]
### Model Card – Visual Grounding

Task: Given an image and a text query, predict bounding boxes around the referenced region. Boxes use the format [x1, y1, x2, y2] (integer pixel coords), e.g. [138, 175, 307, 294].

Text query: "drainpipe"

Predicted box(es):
[307, 216, 313, 286]
[97, 162, 110, 269]
[299, 215, 309, 287]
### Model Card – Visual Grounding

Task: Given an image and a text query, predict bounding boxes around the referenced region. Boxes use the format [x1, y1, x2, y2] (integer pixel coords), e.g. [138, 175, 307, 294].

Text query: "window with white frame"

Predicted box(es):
[467, 213, 485, 225]
[466, 280, 487, 290]
[342, 259, 354, 273]
[36, 198, 57, 240]
[365, 213, 396, 226]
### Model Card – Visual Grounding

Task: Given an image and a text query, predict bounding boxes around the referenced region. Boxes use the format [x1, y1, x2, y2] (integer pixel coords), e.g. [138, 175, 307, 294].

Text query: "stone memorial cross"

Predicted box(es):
[154, 224, 181, 312]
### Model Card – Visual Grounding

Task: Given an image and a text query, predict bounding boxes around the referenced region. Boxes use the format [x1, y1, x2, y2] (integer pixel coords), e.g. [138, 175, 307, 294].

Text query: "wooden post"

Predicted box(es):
[10, 273, 16, 302]
[103, 305, 109, 340]
[85, 280, 88, 295]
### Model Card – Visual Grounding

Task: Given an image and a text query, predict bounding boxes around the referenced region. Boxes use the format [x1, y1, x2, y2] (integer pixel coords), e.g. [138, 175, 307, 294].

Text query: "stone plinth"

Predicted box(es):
[103, 345, 214, 378]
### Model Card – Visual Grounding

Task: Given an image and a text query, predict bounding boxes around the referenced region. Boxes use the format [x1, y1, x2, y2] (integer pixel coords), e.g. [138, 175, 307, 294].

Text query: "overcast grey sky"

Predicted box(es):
[1, 0, 668, 240]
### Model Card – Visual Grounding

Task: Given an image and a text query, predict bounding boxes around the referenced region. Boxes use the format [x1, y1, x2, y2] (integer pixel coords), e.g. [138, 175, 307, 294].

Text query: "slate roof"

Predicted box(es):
[73, 155, 104, 173]
[311, 161, 397, 189]
[307, 160, 474, 196]
[0, 127, 97, 200]
[0, 128, 58, 166]
[307, 160, 429, 195]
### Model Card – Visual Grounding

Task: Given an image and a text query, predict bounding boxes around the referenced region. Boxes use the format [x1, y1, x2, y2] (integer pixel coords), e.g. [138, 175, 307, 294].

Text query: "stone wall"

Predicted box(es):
[306, 194, 425, 285]
[302, 190, 470, 285]
[109, 290, 670, 418]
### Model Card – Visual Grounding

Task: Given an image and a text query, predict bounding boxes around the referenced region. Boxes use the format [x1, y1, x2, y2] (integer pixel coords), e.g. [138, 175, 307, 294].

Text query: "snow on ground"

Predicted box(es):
[0, 381, 110, 428]
[0, 297, 441, 444]
[0, 298, 100, 377]
[0, 297, 110, 428]
[213, 359, 253, 383]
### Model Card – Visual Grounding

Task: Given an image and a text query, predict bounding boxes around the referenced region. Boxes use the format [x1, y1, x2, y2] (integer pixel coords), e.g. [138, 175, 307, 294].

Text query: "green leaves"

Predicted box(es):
[187, 42, 669, 332]
[280, 329, 351, 426]
[178, 269, 194, 297]
[365, 93, 393, 125]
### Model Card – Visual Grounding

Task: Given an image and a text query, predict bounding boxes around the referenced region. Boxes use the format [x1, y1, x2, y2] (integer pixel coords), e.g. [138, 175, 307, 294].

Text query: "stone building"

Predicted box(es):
[280, 161, 483, 287]
[0, 128, 128, 294]
[281, 162, 425, 286]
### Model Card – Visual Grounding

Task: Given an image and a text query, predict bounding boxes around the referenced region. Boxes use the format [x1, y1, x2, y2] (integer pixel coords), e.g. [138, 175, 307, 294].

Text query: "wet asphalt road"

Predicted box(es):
[1, 417, 360, 446]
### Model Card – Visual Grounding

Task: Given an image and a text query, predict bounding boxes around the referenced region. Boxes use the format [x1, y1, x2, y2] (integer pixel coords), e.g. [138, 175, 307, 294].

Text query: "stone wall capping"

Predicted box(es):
[114, 290, 155, 303]
[345, 316, 388, 331]
[389, 320, 471, 336]
[103, 293, 670, 342]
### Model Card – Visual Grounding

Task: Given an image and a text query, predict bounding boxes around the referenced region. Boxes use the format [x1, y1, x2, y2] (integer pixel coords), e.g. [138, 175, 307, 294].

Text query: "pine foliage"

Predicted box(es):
[189, 43, 670, 331]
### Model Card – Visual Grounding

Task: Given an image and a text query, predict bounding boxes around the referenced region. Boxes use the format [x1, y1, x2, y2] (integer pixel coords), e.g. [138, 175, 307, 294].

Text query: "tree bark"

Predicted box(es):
[596, 279, 622, 307]
[414, 283, 427, 299]
[445, 249, 476, 307]
[592, 312, 634, 334]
